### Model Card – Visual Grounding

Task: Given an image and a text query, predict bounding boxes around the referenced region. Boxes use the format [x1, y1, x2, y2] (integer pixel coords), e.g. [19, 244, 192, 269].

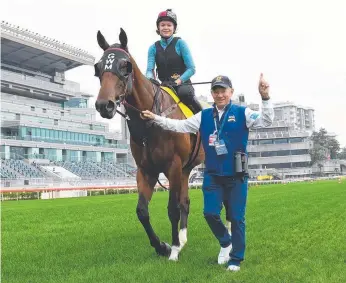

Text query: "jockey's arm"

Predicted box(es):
[177, 39, 196, 83]
[245, 100, 274, 129]
[153, 112, 201, 134]
[145, 44, 156, 79]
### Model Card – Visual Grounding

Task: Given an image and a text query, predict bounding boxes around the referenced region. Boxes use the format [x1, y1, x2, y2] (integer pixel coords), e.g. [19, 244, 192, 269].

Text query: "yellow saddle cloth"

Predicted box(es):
[160, 86, 193, 118]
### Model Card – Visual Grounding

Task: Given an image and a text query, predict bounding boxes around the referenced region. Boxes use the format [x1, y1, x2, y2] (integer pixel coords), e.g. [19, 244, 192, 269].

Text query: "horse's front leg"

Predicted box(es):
[136, 168, 171, 257]
[167, 159, 183, 261]
[178, 171, 191, 251]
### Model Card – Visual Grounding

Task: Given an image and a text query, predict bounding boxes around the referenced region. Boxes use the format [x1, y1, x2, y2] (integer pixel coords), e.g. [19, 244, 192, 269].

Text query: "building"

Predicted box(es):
[273, 101, 315, 132]
[1, 21, 134, 185]
[247, 121, 313, 179]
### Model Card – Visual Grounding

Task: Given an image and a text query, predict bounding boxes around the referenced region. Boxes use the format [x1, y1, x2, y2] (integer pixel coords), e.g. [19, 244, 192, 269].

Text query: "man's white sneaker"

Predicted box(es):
[217, 243, 232, 264]
[227, 265, 240, 272]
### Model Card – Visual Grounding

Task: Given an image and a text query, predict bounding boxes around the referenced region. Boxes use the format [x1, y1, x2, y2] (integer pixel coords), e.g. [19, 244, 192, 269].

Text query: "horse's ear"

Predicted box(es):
[119, 28, 128, 49]
[97, 30, 110, 51]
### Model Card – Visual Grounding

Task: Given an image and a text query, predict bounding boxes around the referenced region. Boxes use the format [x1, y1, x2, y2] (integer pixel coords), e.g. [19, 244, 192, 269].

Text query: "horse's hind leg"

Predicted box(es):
[179, 171, 191, 250]
[136, 168, 171, 257]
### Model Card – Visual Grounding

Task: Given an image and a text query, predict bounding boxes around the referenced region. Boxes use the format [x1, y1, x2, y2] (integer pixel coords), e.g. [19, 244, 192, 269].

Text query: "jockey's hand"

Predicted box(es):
[140, 110, 155, 120]
[174, 79, 182, 86]
[258, 73, 270, 100]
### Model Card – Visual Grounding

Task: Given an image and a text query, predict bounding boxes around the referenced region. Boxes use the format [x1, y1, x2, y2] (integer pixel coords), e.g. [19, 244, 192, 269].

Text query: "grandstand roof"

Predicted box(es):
[1, 21, 95, 75]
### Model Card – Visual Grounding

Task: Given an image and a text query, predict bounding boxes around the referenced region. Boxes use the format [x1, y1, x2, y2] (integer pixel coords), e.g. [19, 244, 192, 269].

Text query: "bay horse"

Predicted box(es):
[94, 28, 205, 261]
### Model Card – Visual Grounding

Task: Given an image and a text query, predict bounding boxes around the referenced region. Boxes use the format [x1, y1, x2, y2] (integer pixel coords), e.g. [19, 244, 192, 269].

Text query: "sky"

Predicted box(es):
[2, 0, 346, 146]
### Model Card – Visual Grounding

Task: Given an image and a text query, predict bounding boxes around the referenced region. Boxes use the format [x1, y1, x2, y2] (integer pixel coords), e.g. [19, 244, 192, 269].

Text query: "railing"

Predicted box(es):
[0, 177, 137, 189]
[0, 93, 62, 109]
[0, 152, 129, 164]
[2, 70, 75, 97]
[1, 69, 82, 93]
[0, 135, 129, 149]
[2, 176, 344, 201]
[249, 130, 310, 140]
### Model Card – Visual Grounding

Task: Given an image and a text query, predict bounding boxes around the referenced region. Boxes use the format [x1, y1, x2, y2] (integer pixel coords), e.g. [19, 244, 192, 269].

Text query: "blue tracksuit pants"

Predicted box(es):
[202, 173, 248, 266]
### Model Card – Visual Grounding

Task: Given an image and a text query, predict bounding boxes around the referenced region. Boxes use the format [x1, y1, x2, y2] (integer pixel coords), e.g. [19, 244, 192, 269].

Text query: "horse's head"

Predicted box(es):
[94, 28, 133, 119]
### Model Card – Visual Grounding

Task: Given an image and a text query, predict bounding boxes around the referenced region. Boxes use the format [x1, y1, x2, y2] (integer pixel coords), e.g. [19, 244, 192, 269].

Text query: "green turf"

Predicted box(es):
[1, 181, 346, 283]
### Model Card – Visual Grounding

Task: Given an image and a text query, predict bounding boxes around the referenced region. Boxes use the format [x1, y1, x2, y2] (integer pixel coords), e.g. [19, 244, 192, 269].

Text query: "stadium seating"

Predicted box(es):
[1, 159, 45, 178]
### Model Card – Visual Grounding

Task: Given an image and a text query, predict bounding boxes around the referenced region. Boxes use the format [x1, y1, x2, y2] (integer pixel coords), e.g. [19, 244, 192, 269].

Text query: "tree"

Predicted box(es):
[309, 144, 328, 164]
[338, 147, 346, 160]
[327, 138, 340, 159]
[309, 128, 340, 164]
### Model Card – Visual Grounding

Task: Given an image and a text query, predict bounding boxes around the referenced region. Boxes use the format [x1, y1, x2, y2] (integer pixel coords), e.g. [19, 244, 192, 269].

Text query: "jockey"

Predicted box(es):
[146, 9, 203, 114]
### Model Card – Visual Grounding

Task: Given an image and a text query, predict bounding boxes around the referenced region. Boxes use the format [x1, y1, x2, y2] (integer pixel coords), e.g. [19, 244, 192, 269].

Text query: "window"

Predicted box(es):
[274, 139, 288, 144]
[291, 149, 309, 155]
[258, 139, 273, 145]
[15, 113, 20, 120]
[61, 112, 64, 116]
[43, 108, 47, 113]
[249, 153, 260, 158]
[31, 106, 35, 111]
[54, 119, 58, 126]
[289, 137, 304, 143]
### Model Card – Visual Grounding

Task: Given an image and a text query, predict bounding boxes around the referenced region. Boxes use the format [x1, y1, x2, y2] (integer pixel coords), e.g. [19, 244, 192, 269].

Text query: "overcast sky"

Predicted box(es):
[2, 0, 346, 146]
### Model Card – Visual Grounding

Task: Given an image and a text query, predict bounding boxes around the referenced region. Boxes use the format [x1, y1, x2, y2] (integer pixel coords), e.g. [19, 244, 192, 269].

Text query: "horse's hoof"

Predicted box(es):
[168, 246, 180, 261]
[156, 242, 171, 257]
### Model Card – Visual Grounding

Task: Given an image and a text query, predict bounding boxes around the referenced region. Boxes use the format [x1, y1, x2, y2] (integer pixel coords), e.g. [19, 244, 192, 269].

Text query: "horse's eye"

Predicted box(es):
[118, 59, 132, 77]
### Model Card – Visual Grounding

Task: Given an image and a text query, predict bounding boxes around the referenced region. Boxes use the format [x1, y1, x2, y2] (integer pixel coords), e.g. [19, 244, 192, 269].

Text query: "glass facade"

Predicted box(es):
[20, 126, 105, 146]
[5, 146, 115, 162]
[63, 98, 88, 108]
[249, 137, 307, 145]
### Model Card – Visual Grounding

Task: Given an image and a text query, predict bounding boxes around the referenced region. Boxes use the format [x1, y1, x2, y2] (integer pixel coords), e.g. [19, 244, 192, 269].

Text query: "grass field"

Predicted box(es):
[1, 181, 346, 283]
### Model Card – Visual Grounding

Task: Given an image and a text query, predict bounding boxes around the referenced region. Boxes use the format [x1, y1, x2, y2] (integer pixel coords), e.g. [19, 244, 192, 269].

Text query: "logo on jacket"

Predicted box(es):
[228, 115, 236, 122]
[250, 113, 259, 120]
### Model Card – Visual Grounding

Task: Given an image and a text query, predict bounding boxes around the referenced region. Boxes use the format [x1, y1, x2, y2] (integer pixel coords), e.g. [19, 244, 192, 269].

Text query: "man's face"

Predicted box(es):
[211, 87, 234, 108]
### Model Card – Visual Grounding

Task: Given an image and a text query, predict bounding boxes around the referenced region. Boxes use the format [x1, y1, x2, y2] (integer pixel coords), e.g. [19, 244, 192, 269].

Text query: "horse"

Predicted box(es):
[94, 28, 205, 261]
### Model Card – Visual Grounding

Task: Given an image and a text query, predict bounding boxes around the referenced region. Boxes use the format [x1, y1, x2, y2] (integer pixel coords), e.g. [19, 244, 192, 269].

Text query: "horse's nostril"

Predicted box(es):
[106, 100, 115, 112]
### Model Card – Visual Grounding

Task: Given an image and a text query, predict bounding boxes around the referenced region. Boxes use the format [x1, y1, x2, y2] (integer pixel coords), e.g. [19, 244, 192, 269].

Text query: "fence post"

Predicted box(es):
[17, 192, 19, 201]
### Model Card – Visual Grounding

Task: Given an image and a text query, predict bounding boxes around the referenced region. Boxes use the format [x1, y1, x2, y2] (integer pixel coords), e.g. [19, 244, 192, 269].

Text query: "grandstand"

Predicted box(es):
[0, 21, 136, 187]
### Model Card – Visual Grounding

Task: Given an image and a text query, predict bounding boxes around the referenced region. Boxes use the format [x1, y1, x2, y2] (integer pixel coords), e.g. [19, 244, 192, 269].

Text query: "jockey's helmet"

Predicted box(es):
[156, 9, 177, 29]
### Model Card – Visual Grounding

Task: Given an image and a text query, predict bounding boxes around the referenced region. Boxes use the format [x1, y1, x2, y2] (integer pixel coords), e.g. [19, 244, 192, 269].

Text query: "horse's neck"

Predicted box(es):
[130, 58, 154, 110]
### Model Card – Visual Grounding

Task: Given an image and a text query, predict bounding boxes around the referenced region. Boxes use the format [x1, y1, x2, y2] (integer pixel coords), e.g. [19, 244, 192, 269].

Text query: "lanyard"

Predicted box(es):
[213, 106, 232, 140]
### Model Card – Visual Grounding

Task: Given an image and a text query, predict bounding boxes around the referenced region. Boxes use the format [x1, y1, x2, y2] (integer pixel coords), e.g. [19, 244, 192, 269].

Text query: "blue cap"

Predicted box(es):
[211, 75, 232, 90]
